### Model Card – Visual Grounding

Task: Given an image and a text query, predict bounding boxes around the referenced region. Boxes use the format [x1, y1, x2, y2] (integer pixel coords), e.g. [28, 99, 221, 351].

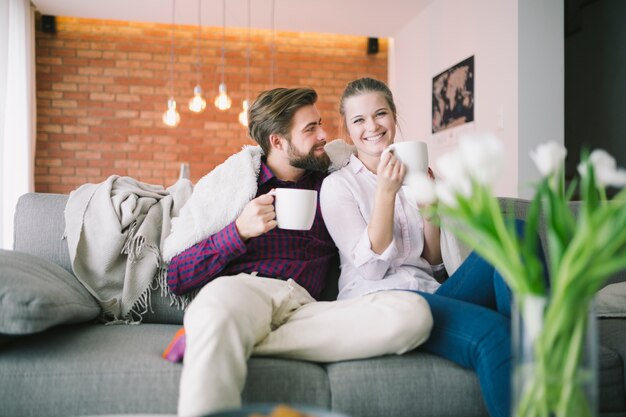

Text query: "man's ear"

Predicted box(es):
[269, 133, 284, 151]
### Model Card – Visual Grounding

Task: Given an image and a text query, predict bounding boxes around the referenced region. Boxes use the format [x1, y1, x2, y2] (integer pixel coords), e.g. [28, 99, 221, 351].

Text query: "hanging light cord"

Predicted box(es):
[195, 0, 202, 85]
[246, 0, 251, 98]
[270, 0, 275, 87]
[169, 0, 176, 98]
[220, 0, 226, 84]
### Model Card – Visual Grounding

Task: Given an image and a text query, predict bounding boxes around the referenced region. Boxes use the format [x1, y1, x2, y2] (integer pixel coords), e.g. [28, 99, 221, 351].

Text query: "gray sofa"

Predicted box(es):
[1, 192, 625, 417]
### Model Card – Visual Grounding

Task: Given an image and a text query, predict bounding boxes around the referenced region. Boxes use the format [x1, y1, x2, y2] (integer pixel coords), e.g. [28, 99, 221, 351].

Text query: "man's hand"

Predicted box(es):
[235, 192, 277, 241]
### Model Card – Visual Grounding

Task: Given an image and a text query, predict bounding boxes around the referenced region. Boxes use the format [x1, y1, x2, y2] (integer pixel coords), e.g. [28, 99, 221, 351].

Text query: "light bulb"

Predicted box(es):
[214, 82, 232, 111]
[238, 99, 250, 127]
[162, 97, 181, 127]
[188, 85, 207, 113]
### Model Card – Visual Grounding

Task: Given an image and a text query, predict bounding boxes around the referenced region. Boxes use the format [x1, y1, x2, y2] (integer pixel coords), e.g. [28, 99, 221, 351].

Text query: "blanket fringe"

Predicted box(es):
[112, 261, 193, 325]
[127, 288, 152, 324]
[156, 262, 194, 311]
[121, 220, 162, 268]
[121, 221, 143, 263]
[102, 289, 151, 325]
[115, 220, 190, 323]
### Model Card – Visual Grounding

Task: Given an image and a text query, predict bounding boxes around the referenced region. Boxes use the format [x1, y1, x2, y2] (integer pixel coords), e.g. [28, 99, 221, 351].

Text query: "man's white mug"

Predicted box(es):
[274, 188, 318, 230]
[386, 140, 429, 183]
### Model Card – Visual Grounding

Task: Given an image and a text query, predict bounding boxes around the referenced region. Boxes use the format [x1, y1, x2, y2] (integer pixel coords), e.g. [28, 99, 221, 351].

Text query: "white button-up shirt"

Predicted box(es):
[320, 155, 442, 300]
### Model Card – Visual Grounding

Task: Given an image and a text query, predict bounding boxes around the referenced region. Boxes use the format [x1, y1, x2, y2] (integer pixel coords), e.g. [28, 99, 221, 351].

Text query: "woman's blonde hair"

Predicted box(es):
[339, 77, 397, 129]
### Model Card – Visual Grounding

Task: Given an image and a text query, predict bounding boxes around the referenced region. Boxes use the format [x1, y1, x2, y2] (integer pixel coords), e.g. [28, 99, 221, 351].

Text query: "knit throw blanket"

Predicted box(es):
[162, 145, 263, 262]
[65, 175, 192, 322]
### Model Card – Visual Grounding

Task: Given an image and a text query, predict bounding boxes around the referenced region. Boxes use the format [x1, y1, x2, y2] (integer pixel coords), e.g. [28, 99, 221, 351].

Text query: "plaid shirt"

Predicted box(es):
[167, 160, 337, 299]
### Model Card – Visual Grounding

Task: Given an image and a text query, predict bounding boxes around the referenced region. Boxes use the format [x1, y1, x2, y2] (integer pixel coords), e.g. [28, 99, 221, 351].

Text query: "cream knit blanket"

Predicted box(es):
[65, 175, 192, 322]
[162, 145, 263, 262]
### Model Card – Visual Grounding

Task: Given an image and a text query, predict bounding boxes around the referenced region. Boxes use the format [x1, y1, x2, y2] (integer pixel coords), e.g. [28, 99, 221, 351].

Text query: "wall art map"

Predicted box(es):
[432, 55, 474, 133]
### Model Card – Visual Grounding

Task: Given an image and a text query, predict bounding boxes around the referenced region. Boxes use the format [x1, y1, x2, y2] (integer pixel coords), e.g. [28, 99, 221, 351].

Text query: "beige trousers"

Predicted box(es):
[177, 274, 432, 417]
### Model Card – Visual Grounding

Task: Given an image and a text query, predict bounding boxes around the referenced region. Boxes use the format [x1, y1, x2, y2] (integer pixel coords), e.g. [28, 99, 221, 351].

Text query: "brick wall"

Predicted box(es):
[35, 17, 388, 193]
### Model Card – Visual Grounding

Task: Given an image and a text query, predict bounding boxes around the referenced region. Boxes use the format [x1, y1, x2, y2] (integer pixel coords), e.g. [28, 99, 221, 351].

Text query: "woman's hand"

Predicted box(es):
[417, 167, 437, 213]
[368, 151, 405, 255]
[376, 150, 406, 196]
[419, 167, 443, 265]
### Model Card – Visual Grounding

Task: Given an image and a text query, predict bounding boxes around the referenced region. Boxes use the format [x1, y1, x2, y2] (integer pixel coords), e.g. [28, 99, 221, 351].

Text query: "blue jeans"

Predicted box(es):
[414, 251, 513, 417]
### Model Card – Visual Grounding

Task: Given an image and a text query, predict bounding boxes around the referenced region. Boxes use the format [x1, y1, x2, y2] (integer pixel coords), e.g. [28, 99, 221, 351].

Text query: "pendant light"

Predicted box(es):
[238, 99, 250, 127]
[188, 0, 206, 113]
[214, 0, 231, 111]
[238, 0, 251, 127]
[162, 0, 180, 127]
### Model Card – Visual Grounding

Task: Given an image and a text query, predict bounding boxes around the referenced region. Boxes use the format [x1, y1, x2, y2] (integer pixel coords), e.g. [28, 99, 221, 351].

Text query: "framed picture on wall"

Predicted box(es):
[432, 55, 475, 134]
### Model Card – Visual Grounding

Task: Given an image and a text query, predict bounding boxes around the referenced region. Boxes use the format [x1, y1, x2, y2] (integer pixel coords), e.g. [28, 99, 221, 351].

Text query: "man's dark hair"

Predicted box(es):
[248, 88, 318, 155]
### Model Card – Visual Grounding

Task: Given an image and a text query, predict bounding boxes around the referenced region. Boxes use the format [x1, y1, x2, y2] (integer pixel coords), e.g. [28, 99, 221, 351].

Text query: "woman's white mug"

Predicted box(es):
[385, 140, 429, 183]
[274, 188, 318, 230]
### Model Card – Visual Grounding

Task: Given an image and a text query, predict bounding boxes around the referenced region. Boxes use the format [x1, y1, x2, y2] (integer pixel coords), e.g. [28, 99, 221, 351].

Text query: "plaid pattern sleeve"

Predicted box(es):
[166, 221, 247, 295]
[166, 162, 336, 299]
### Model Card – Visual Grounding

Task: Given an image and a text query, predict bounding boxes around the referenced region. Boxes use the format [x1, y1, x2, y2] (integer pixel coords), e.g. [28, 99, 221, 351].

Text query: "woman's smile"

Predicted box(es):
[363, 132, 387, 143]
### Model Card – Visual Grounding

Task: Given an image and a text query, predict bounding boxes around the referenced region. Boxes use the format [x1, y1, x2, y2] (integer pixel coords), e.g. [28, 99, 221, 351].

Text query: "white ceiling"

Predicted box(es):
[31, 0, 432, 38]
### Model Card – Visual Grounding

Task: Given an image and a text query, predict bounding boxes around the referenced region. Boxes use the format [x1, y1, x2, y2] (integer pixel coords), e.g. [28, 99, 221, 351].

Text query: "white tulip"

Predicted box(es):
[435, 181, 459, 208]
[434, 134, 504, 207]
[529, 141, 567, 178]
[459, 134, 504, 186]
[435, 150, 473, 206]
[405, 172, 437, 205]
[578, 149, 626, 188]
[436, 152, 468, 190]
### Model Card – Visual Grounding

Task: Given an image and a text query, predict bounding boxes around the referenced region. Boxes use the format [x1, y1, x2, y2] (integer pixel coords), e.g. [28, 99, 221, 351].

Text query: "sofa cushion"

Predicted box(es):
[0, 323, 331, 417]
[325, 344, 623, 417]
[0, 249, 100, 337]
[599, 344, 626, 412]
[325, 351, 488, 417]
[599, 318, 626, 412]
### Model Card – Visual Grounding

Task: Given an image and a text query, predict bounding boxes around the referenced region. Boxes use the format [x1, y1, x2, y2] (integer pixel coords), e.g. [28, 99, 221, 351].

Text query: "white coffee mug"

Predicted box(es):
[385, 140, 429, 183]
[274, 188, 318, 231]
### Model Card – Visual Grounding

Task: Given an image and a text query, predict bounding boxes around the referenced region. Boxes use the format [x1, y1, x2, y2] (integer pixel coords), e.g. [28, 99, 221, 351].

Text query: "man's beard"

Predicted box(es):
[287, 141, 331, 172]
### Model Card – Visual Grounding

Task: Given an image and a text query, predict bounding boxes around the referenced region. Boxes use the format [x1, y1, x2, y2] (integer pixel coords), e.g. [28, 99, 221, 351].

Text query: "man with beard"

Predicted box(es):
[167, 87, 432, 417]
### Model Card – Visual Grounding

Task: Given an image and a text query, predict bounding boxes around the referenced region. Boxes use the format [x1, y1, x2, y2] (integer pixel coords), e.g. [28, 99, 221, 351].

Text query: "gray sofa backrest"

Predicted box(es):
[13, 193, 624, 313]
[498, 197, 625, 286]
[13, 192, 184, 324]
[13, 193, 72, 274]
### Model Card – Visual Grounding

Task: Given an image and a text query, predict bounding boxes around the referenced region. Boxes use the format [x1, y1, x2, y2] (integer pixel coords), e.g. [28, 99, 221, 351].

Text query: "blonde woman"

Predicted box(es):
[320, 77, 531, 417]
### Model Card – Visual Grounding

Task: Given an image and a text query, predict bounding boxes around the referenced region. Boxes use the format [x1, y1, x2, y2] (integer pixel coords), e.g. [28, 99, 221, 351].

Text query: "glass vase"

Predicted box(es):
[511, 294, 598, 417]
